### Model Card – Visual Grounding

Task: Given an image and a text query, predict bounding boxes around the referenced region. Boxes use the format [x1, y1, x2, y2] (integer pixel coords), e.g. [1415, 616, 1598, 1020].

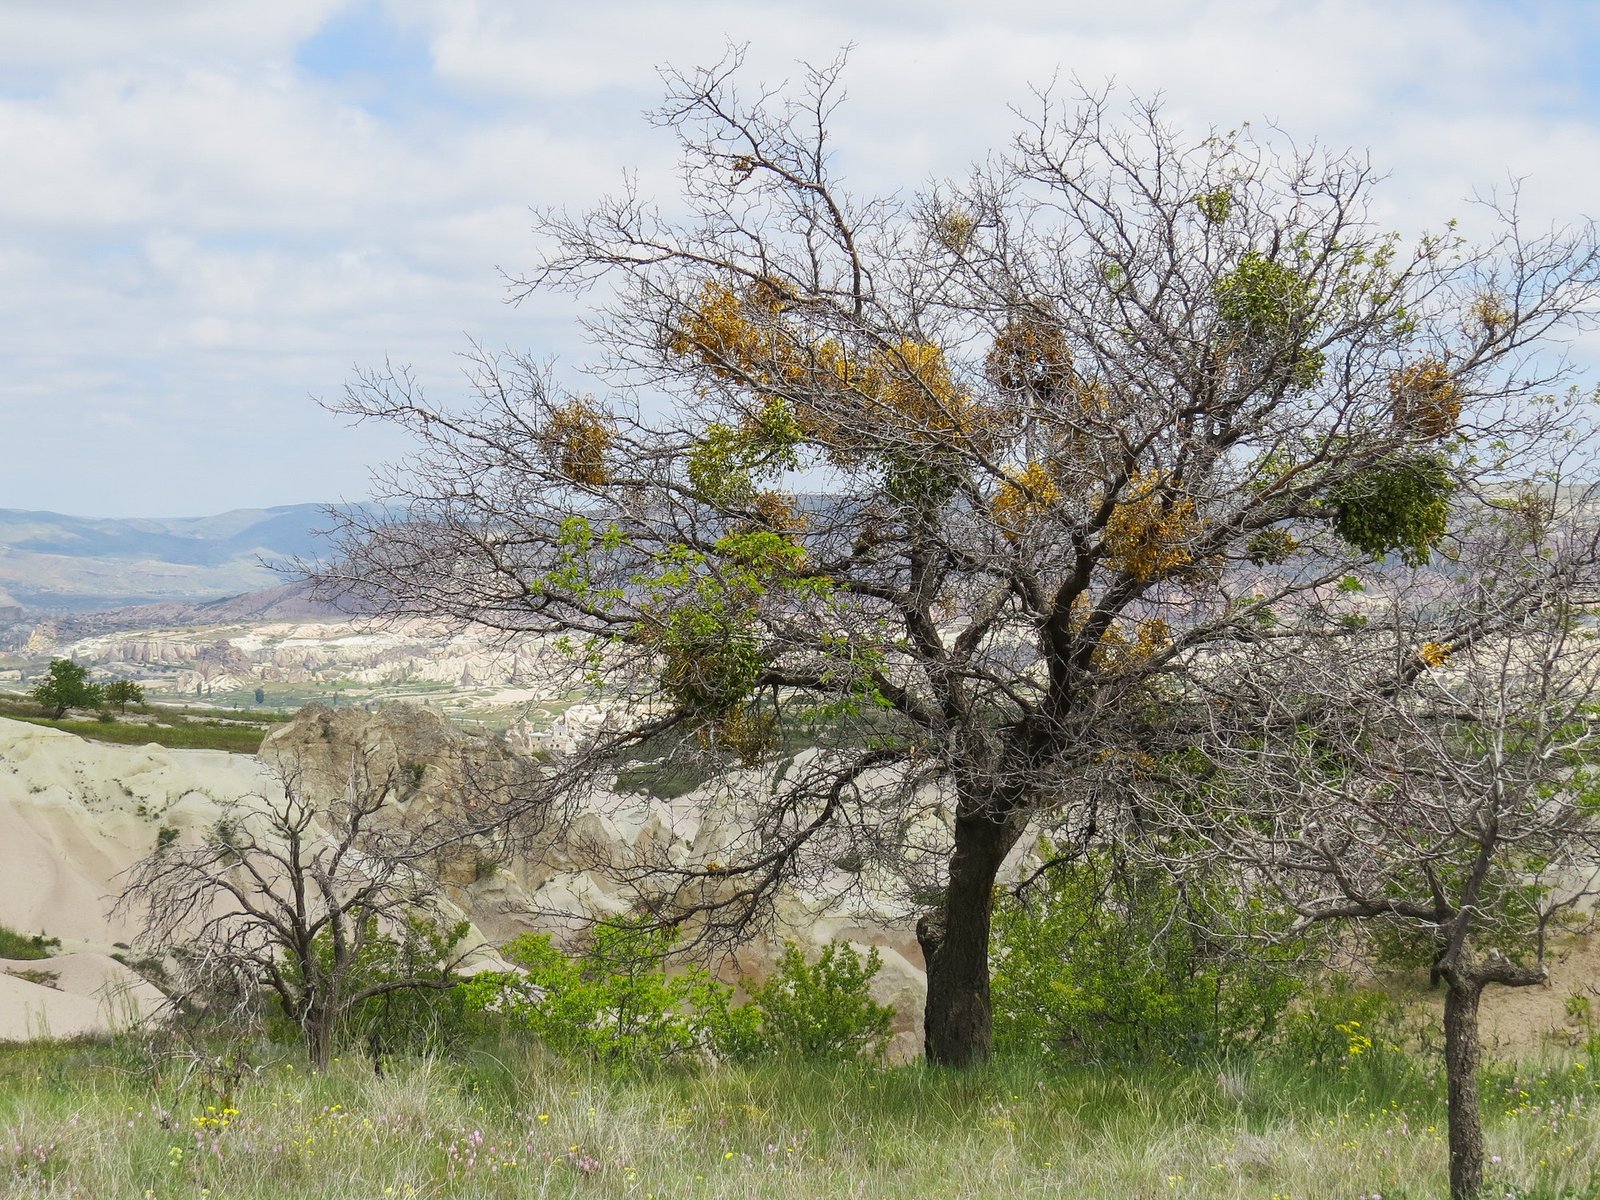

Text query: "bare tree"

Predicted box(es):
[1145, 498, 1600, 1200]
[119, 756, 471, 1070]
[311, 50, 1600, 1066]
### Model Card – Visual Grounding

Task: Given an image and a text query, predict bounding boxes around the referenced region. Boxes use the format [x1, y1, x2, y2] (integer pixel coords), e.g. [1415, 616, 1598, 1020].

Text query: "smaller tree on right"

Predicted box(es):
[103, 679, 144, 713]
[30, 657, 101, 719]
[1153, 497, 1600, 1200]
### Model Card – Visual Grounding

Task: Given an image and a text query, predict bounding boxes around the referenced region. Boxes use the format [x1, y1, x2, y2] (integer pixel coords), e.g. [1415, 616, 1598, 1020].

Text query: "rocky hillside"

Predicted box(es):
[34, 581, 357, 642]
[0, 706, 927, 1057]
[2, 704, 1594, 1057]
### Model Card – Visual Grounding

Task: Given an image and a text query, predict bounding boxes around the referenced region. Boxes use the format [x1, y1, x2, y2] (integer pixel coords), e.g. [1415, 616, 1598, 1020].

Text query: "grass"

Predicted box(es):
[0, 692, 276, 753]
[0, 1034, 1597, 1198]
[139, 701, 299, 724]
[0, 925, 59, 961]
[0, 714, 266, 753]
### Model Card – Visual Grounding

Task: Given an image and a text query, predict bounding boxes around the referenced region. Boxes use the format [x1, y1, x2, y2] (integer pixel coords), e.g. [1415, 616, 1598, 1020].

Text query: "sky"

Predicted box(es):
[4, 0, 1600, 519]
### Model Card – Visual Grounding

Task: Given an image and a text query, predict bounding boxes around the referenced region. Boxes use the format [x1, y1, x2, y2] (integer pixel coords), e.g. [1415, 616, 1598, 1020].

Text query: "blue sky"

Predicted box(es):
[3, 0, 1600, 518]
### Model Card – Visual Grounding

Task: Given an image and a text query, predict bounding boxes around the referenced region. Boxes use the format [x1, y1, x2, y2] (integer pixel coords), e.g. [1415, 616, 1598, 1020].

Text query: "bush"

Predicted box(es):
[463, 926, 891, 1068]
[254, 916, 476, 1061]
[0, 924, 61, 961]
[465, 924, 713, 1067]
[1274, 979, 1410, 1072]
[745, 942, 893, 1062]
[990, 848, 1301, 1064]
[339, 919, 482, 1057]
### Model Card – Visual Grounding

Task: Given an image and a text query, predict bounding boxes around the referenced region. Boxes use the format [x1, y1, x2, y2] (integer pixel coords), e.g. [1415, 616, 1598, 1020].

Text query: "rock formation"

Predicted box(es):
[263, 703, 935, 1059]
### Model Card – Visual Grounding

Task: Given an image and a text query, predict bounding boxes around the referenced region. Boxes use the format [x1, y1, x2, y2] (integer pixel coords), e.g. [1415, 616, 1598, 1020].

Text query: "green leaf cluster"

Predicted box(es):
[642, 530, 824, 722]
[466, 924, 716, 1066]
[1214, 251, 1325, 390]
[655, 599, 767, 717]
[462, 927, 892, 1069]
[103, 680, 144, 712]
[1195, 187, 1233, 225]
[744, 941, 893, 1061]
[1330, 455, 1454, 566]
[29, 658, 103, 720]
[686, 400, 802, 508]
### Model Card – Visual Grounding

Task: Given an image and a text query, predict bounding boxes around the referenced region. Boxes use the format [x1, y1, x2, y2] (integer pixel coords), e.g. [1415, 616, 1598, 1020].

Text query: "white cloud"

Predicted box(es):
[0, 0, 344, 73]
[0, 0, 1597, 517]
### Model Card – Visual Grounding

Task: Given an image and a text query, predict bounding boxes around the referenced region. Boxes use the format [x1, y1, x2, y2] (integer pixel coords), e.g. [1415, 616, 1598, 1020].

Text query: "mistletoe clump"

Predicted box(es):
[1331, 455, 1455, 566]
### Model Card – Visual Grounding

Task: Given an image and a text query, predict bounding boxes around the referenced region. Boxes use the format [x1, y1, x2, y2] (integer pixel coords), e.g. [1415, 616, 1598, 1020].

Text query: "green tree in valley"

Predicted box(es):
[102, 680, 144, 713]
[30, 658, 102, 719]
[316, 53, 1600, 1067]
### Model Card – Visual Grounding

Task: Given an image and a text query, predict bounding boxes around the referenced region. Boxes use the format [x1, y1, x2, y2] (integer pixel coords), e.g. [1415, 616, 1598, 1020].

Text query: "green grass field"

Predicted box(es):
[0, 1035, 1595, 1198]
[0, 694, 273, 753]
[1, 716, 266, 753]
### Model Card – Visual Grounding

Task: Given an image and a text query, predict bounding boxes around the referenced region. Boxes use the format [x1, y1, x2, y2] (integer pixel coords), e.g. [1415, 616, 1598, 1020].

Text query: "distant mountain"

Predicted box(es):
[42, 580, 368, 640]
[0, 504, 350, 611]
[0, 505, 338, 567]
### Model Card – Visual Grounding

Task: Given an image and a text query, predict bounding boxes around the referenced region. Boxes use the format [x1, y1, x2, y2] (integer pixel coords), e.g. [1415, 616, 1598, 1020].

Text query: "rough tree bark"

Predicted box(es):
[919, 805, 1026, 1065]
[1442, 976, 1486, 1200]
[306, 1002, 335, 1074]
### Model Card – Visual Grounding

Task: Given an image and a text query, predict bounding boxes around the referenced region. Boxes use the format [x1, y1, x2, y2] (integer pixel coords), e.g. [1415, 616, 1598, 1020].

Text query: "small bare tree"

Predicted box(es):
[1147, 499, 1600, 1200]
[120, 757, 471, 1070]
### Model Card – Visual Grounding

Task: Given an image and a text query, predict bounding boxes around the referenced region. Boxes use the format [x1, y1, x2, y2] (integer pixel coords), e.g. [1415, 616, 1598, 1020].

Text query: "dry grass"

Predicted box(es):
[0, 1035, 1595, 1198]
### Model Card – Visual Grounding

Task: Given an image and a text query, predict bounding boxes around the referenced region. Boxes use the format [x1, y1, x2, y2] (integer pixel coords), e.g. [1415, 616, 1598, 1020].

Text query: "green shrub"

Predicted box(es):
[340, 919, 482, 1057]
[464, 927, 891, 1068]
[990, 848, 1300, 1064]
[1274, 978, 1409, 1071]
[1269, 979, 1430, 1106]
[746, 941, 893, 1062]
[259, 916, 476, 1060]
[465, 924, 711, 1067]
[0, 925, 61, 961]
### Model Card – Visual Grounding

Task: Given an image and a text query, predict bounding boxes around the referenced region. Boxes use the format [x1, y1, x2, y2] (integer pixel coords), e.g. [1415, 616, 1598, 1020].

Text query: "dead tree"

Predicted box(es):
[1147, 495, 1600, 1200]
[119, 755, 471, 1070]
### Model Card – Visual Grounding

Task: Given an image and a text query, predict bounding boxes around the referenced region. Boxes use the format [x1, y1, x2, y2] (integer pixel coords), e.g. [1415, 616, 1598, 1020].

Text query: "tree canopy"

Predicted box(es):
[317, 53, 1600, 1067]
[30, 658, 101, 720]
[103, 679, 144, 713]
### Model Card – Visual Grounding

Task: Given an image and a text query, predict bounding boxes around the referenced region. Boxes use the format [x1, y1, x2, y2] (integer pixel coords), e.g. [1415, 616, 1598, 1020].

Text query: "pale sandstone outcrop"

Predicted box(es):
[263, 703, 936, 1058]
[0, 719, 275, 1040]
[0, 705, 950, 1057]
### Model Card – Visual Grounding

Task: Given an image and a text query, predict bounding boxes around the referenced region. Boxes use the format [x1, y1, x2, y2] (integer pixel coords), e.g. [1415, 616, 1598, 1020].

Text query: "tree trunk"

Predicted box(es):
[306, 1005, 335, 1072]
[919, 806, 1018, 1067]
[1443, 978, 1486, 1200]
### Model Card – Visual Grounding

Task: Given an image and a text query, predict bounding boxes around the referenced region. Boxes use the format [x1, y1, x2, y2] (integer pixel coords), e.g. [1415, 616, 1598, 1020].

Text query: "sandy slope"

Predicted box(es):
[0, 718, 272, 1039]
[0, 954, 166, 1040]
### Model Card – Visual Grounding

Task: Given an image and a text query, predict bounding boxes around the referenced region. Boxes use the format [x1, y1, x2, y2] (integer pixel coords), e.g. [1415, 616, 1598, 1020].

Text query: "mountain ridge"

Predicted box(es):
[0, 503, 351, 612]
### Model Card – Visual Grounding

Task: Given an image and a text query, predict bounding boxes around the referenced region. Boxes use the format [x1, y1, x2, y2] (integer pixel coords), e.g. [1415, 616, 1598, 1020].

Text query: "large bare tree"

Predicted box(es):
[313, 51, 1600, 1065]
